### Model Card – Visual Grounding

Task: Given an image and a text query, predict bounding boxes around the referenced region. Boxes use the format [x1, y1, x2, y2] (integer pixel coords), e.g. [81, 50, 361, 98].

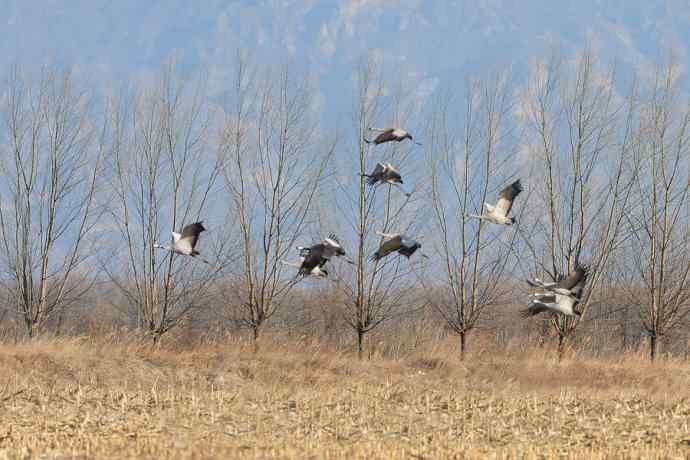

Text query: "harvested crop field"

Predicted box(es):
[0, 336, 688, 459]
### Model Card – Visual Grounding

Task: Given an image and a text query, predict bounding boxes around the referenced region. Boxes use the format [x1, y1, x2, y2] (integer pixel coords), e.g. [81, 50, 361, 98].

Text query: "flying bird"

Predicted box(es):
[365, 127, 421, 146]
[282, 234, 351, 278]
[526, 264, 588, 295]
[296, 234, 353, 264]
[363, 162, 411, 197]
[466, 179, 523, 225]
[281, 255, 329, 278]
[370, 231, 426, 261]
[154, 222, 212, 265]
[522, 265, 589, 317]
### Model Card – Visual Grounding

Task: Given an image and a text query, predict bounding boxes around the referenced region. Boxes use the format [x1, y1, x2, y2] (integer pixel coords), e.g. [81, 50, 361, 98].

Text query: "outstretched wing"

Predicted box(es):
[495, 180, 523, 217]
[367, 163, 386, 185]
[569, 267, 589, 299]
[371, 235, 402, 261]
[326, 233, 341, 244]
[526, 278, 557, 289]
[520, 301, 552, 318]
[555, 264, 589, 293]
[373, 128, 397, 144]
[383, 163, 403, 183]
[180, 222, 206, 249]
[398, 244, 419, 258]
[323, 234, 346, 257]
[319, 244, 338, 260]
[397, 236, 419, 258]
[526, 269, 566, 289]
[531, 293, 557, 303]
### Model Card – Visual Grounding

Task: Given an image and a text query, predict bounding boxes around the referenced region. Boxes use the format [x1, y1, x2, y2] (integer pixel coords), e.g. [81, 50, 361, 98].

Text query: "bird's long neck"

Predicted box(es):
[281, 260, 302, 268]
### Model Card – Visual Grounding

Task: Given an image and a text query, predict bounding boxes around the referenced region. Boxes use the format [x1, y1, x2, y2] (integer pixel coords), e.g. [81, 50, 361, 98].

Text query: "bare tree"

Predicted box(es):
[104, 63, 227, 342]
[0, 66, 104, 338]
[329, 57, 426, 359]
[423, 73, 520, 359]
[517, 49, 639, 358]
[221, 58, 333, 344]
[622, 59, 690, 361]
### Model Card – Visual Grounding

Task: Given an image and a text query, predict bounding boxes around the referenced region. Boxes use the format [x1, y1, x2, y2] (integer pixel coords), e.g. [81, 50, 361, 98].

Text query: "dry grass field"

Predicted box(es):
[0, 334, 688, 459]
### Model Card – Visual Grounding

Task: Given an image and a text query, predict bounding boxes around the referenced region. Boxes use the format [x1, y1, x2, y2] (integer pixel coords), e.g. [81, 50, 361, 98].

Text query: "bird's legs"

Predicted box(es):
[391, 183, 412, 197]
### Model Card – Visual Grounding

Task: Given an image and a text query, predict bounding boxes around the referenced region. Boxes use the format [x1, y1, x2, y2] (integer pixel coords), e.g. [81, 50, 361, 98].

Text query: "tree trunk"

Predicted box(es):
[620, 306, 629, 352]
[252, 324, 261, 353]
[24, 318, 34, 339]
[649, 333, 657, 362]
[459, 330, 467, 360]
[54, 309, 67, 336]
[357, 328, 364, 360]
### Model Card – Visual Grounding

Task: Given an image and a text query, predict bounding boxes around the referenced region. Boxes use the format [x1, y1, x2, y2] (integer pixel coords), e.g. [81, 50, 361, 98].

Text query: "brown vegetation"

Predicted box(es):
[0, 334, 688, 459]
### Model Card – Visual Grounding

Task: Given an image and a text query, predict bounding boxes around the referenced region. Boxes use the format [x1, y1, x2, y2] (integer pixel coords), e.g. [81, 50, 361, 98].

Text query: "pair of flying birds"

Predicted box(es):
[524, 264, 589, 317]
[362, 127, 418, 196]
[281, 232, 425, 278]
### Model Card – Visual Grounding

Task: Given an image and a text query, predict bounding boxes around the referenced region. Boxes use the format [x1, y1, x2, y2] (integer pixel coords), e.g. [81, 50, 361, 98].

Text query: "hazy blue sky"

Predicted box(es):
[2, 0, 689, 120]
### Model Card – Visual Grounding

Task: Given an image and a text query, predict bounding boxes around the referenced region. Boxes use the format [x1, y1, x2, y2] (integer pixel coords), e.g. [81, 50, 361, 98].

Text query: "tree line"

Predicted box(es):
[0, 49, 688, 361]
